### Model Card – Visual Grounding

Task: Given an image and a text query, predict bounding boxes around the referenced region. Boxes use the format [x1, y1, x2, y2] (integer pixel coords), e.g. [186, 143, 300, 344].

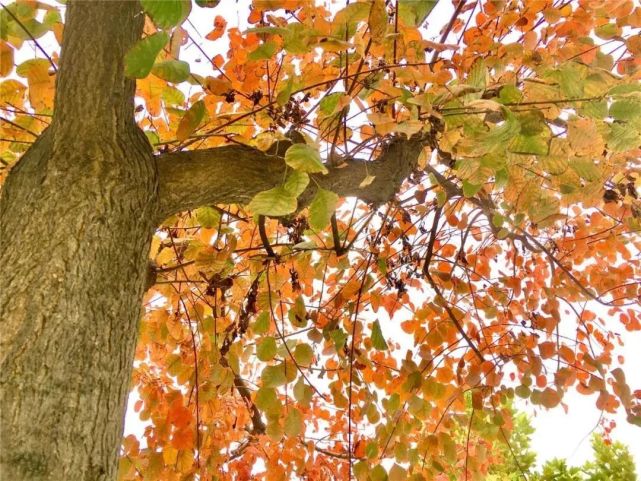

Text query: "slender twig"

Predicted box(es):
[266, 266, 326, 399]
[258, 215, 276, 258]
[330, 213, 345, 256]
[0, 117, 39, 138]
[422, 205, 485, 361]
[430, 0, 467, 65]
[1, 3, 57, 71]
[465, 407, 475, 481]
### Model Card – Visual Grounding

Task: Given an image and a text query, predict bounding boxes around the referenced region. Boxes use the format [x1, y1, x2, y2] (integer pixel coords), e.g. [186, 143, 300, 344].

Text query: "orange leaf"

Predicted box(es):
[176, 100, 206, 140]
[206, 15, 227, 41]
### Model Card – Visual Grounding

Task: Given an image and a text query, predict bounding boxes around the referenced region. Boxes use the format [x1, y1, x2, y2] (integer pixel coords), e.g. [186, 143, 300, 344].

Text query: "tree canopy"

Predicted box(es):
[1, 0, 641, 480]
[483, 404, 637, 481]
[533, 435, 637, 481]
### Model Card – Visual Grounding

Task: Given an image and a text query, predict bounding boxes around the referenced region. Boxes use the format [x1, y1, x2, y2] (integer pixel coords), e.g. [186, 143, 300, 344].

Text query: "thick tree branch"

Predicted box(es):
[155, 137, 426, 221]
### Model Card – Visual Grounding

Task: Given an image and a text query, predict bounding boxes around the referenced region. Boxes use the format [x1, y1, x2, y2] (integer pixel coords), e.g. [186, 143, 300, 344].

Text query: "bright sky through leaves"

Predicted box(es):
[2, 0, 641, 480]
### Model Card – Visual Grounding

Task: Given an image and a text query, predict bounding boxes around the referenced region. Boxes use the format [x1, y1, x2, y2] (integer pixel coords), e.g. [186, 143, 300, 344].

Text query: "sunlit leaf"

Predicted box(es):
[141, 0, 191, 29]
[0, 41, 14, 76]
[293, 343, 313, 366]
[176, 100, 206, 140]
[371, 320, 388, 351]
[248, 186, 297, 217]
[283, 171, 309, 197]
[284, 408, 303, 437]
[261, 363, 288, 388]
[124, 32, 169, 79]
[248, 41, 278, 61]
[284, 144, 328, 174]
[151, 60, 190, 83]
[195, 206, 220, 228]
[308, 188, 339, 231]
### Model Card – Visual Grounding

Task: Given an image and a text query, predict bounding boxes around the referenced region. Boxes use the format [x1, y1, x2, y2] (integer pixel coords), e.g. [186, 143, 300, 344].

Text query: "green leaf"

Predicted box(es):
[261, 364, 288, 388]
[255, 387, 281, 415]
[162, 85, 186, 106]
[288, 295, 308, 327]
[249, 186, 297, 217]
[571, 159, 601, 182]
[293, 378, 313, 406]
[176, 100, 206, 141]
[442, 435, 457, 463]
[309, 188, 339, 231]
[276, 77, 294, 106]
[332, 2, 370, 38]
[468, 58, 487, 89]
[499, 84, 523, 104]
[609, 99, 641, 122]
[319, 92, 344, 116]
[371, 320, 388, 351]
[556, 64, 584, 99]
[515, 385, 531, 399]
[257, 337, 278, 362]
[195, 0, 220, 7]
[389, 464, 407, 481]
[283, 171, 310, 197]
[366, 441, 379, 459]
[293, 343, 313, 366]
[145, 131, 160, 147]
[495, 169, 508, 188]
[492, 213, 504, 227]
[195, 206, 220, 228]
[462, 181, 482, 198]
[282, 23, 312, 54]
[253, 311, 270, 335]
[141, 0, 191, 29]
[151, 60, 190, 83]
[607, 123, 640, 152]
[248, 41, 279, 61]
[510, 134, 549, 155]
[608, 84, 641, 96]
[482, 109, 520, 149]
[284, 408, 303, 437]
[124, 32, 169, 79]
[398, 0, 438, 26]
[595, 22, 619, 40]
[402, 371, 422, 392]
[371, 465, 388, 481]
[580, 99, 608, 119]
[285, 144, 328, 174]
[330, 329, 348, 351]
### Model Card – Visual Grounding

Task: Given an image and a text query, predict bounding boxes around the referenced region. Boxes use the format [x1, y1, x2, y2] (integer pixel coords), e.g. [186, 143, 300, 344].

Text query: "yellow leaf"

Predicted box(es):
[204, 76, 232, 96]
[16, 59, 54, 111]
[0, 42, 14, 77]
[0, 79, 27, 108]
[162, 446, 178, 465]
[176, 100, 207, 141]
[359, 174, 376, 188]
[368, 0, 387, 42]
[568, 118, 604, 156]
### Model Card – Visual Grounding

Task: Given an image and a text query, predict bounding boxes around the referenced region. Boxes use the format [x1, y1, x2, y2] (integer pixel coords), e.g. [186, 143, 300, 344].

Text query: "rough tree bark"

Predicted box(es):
[0, 3, 157, 480]
[0, 2, 423, 480]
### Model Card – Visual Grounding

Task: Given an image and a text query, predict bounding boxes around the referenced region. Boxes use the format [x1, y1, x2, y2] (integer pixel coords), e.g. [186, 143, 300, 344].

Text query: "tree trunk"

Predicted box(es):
[0, 2, 426, 479]
[0, 2, 156, 480]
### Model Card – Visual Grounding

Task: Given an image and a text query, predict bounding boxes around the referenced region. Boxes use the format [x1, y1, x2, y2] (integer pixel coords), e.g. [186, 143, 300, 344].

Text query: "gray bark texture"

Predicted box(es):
[0, 2, 423, 480]
[0, 2, 157, 480]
